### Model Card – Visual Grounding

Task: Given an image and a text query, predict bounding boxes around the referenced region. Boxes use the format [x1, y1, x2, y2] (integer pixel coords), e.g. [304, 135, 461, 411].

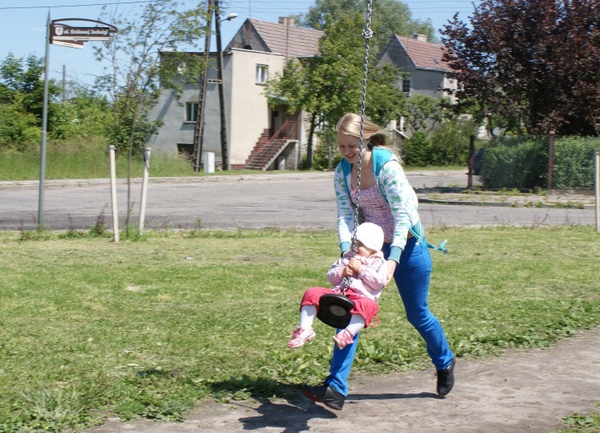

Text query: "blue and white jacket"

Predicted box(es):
[334, 146, 425, 263]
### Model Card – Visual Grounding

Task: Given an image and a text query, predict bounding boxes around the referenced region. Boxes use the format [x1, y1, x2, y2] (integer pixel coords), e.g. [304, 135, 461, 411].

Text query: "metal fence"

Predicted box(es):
[469, 134, 600, 192]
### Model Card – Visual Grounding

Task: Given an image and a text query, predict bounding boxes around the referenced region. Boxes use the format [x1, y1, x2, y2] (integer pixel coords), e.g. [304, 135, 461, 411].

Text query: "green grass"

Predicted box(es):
[0, 140, 465, 182]
[556, 406, 600, 432]
[0, 226, 599, 432]
[0, 140, 281, 181]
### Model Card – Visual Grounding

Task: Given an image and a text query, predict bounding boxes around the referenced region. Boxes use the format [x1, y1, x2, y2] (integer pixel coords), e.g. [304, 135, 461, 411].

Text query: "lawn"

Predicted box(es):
[0, 226, 599, 432]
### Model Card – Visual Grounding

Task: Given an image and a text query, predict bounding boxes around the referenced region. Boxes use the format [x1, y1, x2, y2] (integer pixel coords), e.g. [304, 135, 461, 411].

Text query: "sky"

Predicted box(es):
[0, 0, 478, 88]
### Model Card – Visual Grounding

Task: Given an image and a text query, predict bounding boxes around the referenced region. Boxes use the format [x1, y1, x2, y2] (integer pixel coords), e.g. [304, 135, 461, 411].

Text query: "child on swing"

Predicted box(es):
[288, 222, 387, 350]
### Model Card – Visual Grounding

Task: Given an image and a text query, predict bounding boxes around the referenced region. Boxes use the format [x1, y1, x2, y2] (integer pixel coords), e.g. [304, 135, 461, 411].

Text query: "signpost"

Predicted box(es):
[38, 16, 117, 229]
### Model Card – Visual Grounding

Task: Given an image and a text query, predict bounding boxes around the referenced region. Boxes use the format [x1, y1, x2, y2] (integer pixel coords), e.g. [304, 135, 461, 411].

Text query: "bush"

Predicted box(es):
[552, 137, 600, 189]
[478, 137, 548, 190]
[313, 129, 342, 170]
[0, 100, 40, 150]
[477, 135, 600, 190]
[401, 130, 432, 166]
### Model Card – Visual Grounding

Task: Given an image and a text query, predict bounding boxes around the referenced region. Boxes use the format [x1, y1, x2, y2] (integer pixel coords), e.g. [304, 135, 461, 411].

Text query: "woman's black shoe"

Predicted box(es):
[436, 355, 456, 396]
[302, 383, 345, 410]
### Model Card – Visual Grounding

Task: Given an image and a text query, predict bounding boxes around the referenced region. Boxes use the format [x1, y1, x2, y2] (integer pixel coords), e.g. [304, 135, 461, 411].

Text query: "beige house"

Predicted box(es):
[148, 17, 324, 170]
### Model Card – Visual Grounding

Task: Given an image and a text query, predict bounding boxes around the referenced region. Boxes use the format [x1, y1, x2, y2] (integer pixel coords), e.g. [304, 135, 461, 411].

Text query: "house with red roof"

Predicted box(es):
[377, 34, 457, 137]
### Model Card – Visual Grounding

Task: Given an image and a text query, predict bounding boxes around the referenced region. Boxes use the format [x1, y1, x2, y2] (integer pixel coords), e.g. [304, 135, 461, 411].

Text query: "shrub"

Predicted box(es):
[401, 130, 432, 166]
[429, 118, 478, 166]
[552, 137, 600, 189]
[0, 99, 40, 149]
[479, 137, 548, 189]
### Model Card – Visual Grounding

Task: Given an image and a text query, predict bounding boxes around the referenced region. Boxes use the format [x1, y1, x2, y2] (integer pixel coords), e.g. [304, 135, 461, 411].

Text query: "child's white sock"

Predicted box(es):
[346, 314, 366, 336]
[299, 305, 317, 329]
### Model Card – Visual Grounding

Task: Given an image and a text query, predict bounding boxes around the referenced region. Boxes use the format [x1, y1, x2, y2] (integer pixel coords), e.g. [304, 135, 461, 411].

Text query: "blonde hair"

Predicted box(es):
[335, 113, 390, 150]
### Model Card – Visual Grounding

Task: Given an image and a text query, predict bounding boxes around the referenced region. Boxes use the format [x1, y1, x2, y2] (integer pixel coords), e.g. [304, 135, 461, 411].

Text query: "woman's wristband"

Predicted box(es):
[388, 246, 402, 263]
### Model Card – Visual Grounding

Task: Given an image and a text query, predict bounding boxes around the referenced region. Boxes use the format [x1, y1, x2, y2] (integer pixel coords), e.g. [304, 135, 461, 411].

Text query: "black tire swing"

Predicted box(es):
[317, 0, 374, 330]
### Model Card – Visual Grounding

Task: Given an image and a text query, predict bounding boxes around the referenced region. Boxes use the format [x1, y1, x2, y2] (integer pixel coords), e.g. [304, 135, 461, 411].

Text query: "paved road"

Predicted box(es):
[0, 170, 595, 231]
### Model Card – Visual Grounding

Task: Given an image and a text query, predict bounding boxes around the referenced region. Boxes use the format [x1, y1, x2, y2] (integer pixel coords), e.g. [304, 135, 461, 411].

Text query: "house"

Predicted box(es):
[377, 34, 456, 137]
[148, 17, 324, 170]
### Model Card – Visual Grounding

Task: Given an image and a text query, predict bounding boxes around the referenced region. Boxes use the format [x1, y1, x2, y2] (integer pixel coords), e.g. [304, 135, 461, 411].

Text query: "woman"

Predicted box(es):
[302, 113, 456, 411]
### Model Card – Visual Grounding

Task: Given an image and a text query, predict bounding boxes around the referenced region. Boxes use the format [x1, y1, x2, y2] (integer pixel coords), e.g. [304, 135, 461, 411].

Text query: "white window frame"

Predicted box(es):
[402, 78, 411, 95]
[256, 64, 268, 85]
[185, 102, 198, 122]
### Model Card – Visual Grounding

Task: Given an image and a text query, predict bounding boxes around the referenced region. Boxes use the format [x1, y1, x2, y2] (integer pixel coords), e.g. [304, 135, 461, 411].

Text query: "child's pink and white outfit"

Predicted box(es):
[300, 250, 387, 327]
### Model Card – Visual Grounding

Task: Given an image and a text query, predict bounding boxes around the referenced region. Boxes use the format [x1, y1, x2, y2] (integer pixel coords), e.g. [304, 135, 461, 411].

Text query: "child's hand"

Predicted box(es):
[342, 265, 354, 277]
[346, 258, 362, 274]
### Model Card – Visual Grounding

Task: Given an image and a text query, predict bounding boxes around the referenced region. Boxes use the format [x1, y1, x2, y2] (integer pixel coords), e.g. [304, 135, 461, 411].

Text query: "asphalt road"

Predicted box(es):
[0, 170, 596, 231]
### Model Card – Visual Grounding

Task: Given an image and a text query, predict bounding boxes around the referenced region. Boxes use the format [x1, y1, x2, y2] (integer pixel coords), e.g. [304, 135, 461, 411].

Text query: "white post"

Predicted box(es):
[109, 145, 119, 243]
[595, 151, 599, 234]
[203, 152, 215, 173]
[139, 147, 151, 234]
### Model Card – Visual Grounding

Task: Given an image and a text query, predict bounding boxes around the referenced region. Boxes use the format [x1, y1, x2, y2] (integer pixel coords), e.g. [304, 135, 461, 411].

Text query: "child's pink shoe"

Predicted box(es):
[288, 327, 316, 348]
[332, 329, 355, 350]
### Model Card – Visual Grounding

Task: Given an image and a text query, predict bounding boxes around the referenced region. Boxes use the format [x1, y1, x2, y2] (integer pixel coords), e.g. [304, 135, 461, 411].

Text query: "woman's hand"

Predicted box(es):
[385, 260, 397, 285]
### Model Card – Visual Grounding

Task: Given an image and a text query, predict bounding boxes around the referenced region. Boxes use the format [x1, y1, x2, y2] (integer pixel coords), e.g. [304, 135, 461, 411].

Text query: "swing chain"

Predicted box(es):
[343, 0, 374, 293]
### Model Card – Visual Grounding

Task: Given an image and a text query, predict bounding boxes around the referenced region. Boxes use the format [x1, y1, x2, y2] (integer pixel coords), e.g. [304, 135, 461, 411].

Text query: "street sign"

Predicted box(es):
[38, 16, 118, 228]
[50, 38, 85, 49]
[51, 24, 113, 44]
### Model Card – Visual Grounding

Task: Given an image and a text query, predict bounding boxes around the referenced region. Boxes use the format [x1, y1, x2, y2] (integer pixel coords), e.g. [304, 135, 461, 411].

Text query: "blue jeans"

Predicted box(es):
[326, 237, 454, 396]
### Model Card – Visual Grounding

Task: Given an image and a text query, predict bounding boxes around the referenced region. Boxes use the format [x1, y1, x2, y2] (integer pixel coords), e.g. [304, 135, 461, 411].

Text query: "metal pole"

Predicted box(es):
[215, 0, 229, 170]
[595, 151, 599, 234]
[38, 12, 51, 229]
[548, 130, 555, 190]
[62, 64, 66, 102]
[467, 135, 474, 188]
[192, 0, 213, 172]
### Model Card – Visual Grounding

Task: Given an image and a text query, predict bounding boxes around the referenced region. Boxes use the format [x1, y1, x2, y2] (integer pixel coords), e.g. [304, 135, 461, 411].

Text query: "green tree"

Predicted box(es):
[266, 13, 406, 168]
[93, 0, 208, 236]
[299, 0, 436, 53]
[0, 53, 63, 144]
[0, 94, 40, 149]
[429, 117, 478, 165]
[441, 0, 600, 136]
[404, 94, 446, 134]
[57, 86, 113, 139]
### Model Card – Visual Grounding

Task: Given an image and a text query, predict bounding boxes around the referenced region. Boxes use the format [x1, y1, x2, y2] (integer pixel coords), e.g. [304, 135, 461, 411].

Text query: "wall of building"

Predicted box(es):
[148, 48, 289, 168]
[227, 48, 285, 165]
[147, 55, 223, 160]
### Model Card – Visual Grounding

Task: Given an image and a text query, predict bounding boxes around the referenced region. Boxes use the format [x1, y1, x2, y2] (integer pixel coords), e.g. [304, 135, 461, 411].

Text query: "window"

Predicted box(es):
[185, 102, 198, 122]
[256, 64, 268, 84]
[402, 78, 411, 95]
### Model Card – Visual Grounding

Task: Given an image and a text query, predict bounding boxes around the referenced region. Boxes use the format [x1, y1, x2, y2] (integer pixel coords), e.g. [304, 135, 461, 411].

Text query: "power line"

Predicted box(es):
[0, 1, 155, 11]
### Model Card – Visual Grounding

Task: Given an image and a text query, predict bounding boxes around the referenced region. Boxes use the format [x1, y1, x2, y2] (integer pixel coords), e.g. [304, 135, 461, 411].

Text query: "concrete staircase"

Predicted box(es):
[240, 121, 299, 170]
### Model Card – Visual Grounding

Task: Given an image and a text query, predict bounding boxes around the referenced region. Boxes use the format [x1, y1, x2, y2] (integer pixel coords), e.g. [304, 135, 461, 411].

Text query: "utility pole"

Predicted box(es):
[215, 2, 229, 171]
[193, 0, 235, 171]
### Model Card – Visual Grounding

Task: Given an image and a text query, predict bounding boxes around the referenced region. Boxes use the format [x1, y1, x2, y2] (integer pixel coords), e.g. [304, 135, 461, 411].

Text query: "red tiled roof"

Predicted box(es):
[248, 18, 324, 57]
[395, 35, 451, 72]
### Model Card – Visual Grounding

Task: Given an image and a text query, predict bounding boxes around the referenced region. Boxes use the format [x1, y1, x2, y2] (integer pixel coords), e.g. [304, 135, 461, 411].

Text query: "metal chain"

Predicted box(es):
[350, 0, 373, 258]
[343, 0, 373, 293]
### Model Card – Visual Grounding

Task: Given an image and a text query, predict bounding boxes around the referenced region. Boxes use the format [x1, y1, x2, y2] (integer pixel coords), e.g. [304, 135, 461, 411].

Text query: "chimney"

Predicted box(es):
[278, 17, 295, 27]
[412, 34, 427, 42]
